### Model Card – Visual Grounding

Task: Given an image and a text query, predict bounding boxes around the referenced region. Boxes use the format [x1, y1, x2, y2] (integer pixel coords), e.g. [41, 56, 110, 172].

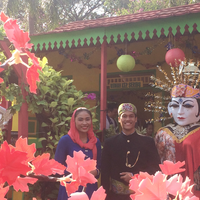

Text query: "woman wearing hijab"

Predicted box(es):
[55, 107, 101, 200]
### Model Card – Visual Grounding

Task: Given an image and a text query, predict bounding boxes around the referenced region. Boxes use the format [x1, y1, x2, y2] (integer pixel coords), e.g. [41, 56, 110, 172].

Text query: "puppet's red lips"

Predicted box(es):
[178, 117, 185, 119]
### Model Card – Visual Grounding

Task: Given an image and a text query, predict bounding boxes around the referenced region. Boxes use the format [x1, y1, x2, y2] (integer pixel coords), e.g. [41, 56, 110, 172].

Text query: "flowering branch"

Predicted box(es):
[0, 12, 42, 93]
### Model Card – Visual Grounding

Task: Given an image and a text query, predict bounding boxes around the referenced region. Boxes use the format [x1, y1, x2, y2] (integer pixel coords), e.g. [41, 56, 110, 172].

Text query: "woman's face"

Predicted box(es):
[75, 110, 92, 134]
[168, 97, 200, 126]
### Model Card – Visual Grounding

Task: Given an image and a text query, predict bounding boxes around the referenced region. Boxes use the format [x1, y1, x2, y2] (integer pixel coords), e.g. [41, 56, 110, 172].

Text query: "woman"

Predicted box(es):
[155, 84, 200, 197]
[55, 107, 101, 200]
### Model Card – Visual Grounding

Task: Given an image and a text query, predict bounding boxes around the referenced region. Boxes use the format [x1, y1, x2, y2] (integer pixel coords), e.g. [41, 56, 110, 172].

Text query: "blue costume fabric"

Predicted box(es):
[54, 134, 101, 200]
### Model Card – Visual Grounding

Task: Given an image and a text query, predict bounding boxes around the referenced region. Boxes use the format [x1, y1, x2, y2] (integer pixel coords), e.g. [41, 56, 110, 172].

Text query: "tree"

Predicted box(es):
[1, 0, 107, 34]
[104, 0, 200, 16]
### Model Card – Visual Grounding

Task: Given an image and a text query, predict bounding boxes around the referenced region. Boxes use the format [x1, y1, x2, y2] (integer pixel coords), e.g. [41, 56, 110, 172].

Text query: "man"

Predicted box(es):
[101, 103, 160, 200]
[106, 103, 119, 133]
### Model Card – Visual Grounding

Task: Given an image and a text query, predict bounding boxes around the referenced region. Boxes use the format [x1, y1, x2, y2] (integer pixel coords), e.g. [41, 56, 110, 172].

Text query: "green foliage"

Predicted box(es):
[0, 25, 5, 41]
[27, 181, 60, 200]
[105, 0, 200, 15]
[2, 0, 107, 34]
[0, 66, 23, 114]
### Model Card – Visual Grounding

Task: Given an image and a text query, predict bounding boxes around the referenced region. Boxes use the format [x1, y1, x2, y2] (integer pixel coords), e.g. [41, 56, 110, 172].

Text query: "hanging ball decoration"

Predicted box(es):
[165, 48, 185, 67]
[117, 55, 135, 72]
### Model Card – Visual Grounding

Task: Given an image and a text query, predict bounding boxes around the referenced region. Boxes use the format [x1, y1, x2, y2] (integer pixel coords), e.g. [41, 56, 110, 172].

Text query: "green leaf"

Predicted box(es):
[56, 121, 65, 126]
[55, 135, 60, 140]
[58, 91, 65, 97]
[41, 122, 48, 127]
[41, 57, 48, 67]
[38, 137, 47, 142]
[66, 117, 71, 121]
[50, 117, 58, 123]
[41, 86, 50, 94]
[36, 100, 48, 106]
[50, 101, 58, 108]
[47, 131, 51, 135]
[92, 119, 99, 123]
[47, 144, 54, 150]
[67, 98, 75, 106]
[12, 104, 21, 112]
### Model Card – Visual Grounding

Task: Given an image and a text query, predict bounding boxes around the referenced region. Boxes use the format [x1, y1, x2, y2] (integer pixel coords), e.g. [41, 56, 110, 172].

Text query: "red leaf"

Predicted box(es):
[0, 141, 30, 185]
[32, 153, 65, 176]
[134, 172, 167, 200]
[159, 160, 185, 175]
[26, 64, 42, 94]
[91, 186, 107, 200]
[0, 185, 9, 200]
[0, 12, 9, 23]
[15, 137, 36, 162]
[68, 192, 89, 200]
[12, 177, 37, 192]
[3, 18, 33, 50]
[0, 68, 4, 73]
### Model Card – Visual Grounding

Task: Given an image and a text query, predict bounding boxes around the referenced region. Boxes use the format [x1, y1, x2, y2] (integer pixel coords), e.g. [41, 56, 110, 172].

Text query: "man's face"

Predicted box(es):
[118, 111, 137, 134]
[168, 97, 200, 126]
[109, 108, 118, 119]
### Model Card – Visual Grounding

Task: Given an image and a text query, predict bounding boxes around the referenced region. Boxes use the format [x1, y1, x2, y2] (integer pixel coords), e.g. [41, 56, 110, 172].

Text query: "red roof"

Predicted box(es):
[33, 3, 200, 36]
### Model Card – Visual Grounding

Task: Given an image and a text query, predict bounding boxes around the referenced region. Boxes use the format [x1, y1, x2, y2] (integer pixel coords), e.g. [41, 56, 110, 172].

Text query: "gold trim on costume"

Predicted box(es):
[158, 124, 200, 143]
[126, 151, 140, 168]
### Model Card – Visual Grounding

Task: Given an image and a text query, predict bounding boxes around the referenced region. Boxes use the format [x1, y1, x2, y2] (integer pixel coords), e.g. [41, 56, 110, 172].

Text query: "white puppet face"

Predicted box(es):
[168, 97, 200, 126]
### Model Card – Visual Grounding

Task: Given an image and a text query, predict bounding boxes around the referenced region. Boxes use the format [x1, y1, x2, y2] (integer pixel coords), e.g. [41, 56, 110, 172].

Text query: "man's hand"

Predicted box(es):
[120, 172, 133, 183]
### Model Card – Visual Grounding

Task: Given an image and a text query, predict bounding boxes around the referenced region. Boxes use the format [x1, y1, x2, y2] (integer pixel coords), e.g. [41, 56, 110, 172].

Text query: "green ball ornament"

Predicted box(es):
[117, 55, 135, 72]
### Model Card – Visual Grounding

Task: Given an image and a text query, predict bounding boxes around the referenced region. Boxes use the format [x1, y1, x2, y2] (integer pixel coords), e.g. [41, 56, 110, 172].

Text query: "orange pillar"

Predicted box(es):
[100, 40, 107, 139]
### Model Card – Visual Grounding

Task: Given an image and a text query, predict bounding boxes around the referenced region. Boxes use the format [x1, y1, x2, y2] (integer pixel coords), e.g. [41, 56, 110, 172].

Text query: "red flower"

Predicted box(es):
[64, 151, 97, 195]
[90, 186, 107, 200]
[61, 180, 80, 196]
[133, 172, 167, 200]
[177, 176, 194, 199]
[130, 172, 154, 198]
[66, 151, 96, 180]
[32, 153, 66, 176]
[0, 141, 31, 185]
[26, 64, 42, 94]
[159, 160, 185, 175]
[0, 12, 33, 51]
[166, 174, 182, 196]
[12, 176, 37, 192]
